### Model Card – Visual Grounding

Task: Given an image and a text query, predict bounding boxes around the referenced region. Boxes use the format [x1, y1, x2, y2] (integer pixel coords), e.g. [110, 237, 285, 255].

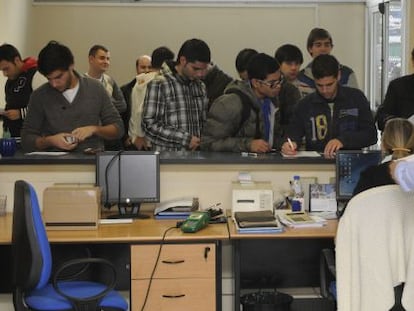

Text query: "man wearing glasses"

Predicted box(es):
[281, 55, 376, 158]
[201, 53, 284, 153]
[298, 28, 359, 97]
[142, 38, 210, 151]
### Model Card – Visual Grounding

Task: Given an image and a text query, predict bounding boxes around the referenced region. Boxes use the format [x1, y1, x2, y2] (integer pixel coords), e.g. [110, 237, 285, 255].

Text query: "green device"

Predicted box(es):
[180, 211, 210, 233]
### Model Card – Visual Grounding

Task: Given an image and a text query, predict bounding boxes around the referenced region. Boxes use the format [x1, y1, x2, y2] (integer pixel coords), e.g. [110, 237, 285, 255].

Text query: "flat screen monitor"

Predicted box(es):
[336, 150, 382, 201]
[96, 151, 160, 218]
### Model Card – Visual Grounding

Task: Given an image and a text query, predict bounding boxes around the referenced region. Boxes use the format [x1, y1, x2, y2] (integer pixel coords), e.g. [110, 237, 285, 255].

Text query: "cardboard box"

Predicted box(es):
[43, 184, 100, 230]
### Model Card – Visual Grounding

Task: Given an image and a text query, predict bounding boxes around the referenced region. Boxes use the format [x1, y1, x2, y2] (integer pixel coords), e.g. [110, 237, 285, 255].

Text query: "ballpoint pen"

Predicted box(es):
[287, 138, 295, 151]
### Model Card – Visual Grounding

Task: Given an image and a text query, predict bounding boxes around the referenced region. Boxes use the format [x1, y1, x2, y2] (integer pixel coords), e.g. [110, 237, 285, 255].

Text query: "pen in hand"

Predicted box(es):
[287, 138, 296, 152]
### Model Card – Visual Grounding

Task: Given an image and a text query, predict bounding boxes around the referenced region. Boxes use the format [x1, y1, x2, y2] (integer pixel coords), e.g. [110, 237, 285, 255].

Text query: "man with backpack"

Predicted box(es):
[201, 53, 283, 153]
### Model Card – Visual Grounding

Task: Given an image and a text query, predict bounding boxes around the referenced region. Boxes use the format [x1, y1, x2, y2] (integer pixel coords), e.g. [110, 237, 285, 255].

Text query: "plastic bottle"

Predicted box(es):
[2, 127, 11, 139]
[291, 175, 304, 212]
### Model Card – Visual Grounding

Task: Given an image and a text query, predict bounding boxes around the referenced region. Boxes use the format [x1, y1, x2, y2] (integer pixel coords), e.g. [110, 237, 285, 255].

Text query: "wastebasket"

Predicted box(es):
[241, 291, 293, 311]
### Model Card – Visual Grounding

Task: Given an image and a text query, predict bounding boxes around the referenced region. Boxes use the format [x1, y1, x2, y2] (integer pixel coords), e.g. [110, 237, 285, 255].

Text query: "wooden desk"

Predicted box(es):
[0, 213, 229, 244]
[0, 213, 229, 311]
[1, 212, 338, 311]
[0, 213, 12, 244]
[230, 219, 337, 239]
[230, 219, 337, 311]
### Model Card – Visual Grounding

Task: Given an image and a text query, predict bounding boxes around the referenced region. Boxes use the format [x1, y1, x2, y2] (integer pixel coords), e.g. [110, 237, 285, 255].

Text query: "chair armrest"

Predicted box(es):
[52, 257, 117, 310]
[320, 248, 336, 299]
[322, 248, 336, 276]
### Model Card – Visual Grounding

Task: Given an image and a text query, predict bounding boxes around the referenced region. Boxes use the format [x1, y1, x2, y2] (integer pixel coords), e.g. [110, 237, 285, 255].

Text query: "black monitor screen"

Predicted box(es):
[96, 151, 160, 207]
[336, 150, 382, 201]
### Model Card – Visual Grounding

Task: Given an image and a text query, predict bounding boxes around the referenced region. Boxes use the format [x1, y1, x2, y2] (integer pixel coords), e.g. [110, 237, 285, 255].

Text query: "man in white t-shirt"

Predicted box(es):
[21, 41, 124, 152]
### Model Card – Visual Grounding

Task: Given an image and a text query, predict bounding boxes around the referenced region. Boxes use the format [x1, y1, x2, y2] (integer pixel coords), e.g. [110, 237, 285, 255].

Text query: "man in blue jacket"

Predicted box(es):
[281, 54, 377, 157]
[297, 28, 359, 97]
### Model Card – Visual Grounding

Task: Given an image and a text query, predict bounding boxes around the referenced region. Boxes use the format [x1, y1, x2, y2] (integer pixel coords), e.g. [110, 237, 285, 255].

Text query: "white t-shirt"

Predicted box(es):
[62, 82, 80, 103]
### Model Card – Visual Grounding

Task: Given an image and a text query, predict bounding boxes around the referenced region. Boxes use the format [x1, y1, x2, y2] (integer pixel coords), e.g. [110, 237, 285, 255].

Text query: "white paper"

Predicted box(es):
[25, 151, 69, 156]
[99, 218, 133, 224]
[281, 151, 321, 158]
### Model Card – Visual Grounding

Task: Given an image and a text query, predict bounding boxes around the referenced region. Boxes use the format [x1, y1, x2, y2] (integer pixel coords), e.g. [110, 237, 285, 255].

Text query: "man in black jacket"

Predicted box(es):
[281, 54, 377, 157]
[376, 48, 414, 131]
[0, 44, 46, 137]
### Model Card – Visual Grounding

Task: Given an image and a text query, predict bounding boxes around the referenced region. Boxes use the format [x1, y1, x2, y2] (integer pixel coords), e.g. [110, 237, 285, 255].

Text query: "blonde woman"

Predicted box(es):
[353, 118, 414, 195]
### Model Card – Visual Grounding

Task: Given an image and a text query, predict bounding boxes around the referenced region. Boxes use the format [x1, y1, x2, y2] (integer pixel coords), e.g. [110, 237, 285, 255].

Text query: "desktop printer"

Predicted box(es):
[43, 184, 100, 230]
[231, 181, 273, 217]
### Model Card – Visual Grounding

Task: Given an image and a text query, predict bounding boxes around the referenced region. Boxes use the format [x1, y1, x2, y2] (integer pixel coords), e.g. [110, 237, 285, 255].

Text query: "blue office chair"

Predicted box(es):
[320, 248, 337, 302]
[11, 180, 128, 311]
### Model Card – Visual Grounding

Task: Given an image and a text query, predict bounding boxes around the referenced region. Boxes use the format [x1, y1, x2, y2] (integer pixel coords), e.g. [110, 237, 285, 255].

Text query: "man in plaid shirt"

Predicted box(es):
[142, 38, 211, 151]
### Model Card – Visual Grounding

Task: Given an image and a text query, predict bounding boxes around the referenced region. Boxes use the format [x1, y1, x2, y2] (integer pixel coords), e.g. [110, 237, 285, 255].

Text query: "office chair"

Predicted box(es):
[336, 185, 414, 311]
[319, 248, 336, 302]
[11, 180, 128, 311]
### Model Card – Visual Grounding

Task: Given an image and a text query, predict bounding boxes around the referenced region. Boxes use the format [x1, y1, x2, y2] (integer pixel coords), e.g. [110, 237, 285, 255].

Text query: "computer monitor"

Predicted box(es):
[336, 150, 382, 201]
[96, 151, 160, 219]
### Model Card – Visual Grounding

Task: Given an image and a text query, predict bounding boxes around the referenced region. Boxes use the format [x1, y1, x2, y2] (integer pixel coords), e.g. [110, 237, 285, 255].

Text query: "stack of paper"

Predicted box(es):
[278, 212, 327, 228]
[154, 197, 198, 219]
[155, 209, 192, 220]
[233, 211, 283, 233]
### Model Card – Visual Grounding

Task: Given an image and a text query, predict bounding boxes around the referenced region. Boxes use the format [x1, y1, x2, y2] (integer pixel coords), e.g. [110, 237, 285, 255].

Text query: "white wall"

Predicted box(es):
[0, 0, 34, 136]
[27, 2, 366, 87]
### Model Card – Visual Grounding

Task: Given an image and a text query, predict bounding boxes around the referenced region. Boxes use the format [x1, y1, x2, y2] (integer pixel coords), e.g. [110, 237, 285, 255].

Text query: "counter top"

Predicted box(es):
[0, 213, 229, 244]
[0, 150, 335, 165]
[0, 213, 337, 244]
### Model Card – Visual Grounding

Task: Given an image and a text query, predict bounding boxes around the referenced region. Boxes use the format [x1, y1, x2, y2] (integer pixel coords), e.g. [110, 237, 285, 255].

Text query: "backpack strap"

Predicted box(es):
[225, 89, 261, 138]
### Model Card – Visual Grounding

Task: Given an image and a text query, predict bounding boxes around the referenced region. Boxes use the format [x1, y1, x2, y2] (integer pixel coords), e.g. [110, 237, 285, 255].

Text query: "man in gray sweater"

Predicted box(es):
[21, 41, 124, 152]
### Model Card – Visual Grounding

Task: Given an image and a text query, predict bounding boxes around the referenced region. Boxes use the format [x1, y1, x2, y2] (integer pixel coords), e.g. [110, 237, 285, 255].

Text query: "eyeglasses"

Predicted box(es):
[259, 76, 284, 88]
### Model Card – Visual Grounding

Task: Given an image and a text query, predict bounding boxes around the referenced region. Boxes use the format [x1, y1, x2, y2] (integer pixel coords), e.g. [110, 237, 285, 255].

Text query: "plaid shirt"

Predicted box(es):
[142, 71, 208, 151]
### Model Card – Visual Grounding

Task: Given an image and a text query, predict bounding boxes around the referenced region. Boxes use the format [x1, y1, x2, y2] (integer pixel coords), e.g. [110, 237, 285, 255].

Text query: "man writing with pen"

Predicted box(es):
[281, 54, 376, 157]
[201, 53, 298, 153]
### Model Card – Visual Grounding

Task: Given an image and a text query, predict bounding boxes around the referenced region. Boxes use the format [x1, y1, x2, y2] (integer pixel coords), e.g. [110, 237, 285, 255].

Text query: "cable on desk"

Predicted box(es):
[140, 225, 177, 311]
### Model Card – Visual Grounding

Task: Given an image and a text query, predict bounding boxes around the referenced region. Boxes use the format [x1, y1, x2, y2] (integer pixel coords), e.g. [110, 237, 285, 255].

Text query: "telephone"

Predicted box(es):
[154, 197, 199, 215]
[180, 211, 210, 233]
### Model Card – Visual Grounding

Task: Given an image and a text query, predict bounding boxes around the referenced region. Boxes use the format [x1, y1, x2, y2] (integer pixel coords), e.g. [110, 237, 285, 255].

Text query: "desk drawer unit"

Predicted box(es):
[131, 243, 216, 311]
